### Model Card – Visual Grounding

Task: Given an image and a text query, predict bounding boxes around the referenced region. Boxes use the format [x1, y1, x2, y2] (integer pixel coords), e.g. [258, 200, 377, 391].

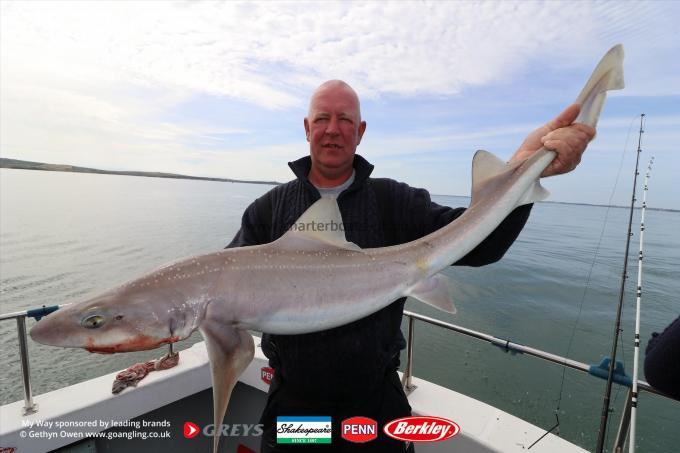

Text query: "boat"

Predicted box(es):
[1, 301, 676, 452]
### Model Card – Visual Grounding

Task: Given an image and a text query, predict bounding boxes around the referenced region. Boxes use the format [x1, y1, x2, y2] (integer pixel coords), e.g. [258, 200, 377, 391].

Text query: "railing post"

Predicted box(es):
[613, 387, 633, 452]
[402, 315, 417, 395]
[16, 315, 38, 415]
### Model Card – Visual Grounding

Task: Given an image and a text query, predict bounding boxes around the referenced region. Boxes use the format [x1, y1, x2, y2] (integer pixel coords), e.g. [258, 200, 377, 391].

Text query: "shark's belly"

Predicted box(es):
[226, 258, 413, 334]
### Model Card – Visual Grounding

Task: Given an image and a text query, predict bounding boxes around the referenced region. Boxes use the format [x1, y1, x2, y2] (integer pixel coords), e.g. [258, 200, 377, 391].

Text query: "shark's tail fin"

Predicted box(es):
[574, 44, 625, 128]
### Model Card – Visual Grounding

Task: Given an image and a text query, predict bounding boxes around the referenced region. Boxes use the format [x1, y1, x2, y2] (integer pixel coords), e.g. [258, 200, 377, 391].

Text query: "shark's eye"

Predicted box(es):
[81, 315, 106, 329]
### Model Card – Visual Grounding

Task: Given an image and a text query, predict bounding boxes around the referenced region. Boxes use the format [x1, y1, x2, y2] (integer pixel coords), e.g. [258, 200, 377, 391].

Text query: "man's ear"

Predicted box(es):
[304, 118, 311, 142]
[357, 121, 367, 145]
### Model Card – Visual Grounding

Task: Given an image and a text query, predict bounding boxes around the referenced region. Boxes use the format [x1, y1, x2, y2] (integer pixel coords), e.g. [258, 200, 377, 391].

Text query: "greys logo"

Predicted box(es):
[201, 424, 264, 437]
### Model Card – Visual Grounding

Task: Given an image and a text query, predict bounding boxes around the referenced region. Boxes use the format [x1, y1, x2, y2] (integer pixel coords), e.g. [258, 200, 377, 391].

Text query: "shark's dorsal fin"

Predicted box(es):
[272, 198, 362, 252]
[471, 150, 508, 188]
[471, 150, 550, 207]
[470, 150, 513, 205]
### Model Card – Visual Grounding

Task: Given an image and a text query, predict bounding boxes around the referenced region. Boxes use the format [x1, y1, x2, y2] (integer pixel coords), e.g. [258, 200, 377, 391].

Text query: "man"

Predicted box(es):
[227, 80, 594, 452]
[645, 316, 680, 399]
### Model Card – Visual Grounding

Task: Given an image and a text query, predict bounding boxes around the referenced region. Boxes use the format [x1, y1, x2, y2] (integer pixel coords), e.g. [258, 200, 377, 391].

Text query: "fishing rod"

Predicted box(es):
[629, 155, 653, 453]
[595, 113, 645, 453]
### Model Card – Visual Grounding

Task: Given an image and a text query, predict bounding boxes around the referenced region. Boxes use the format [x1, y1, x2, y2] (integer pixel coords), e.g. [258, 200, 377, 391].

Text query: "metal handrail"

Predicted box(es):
[401, 310, 677, 400]
[1, 304, 65, 415]
[4, 305, 677, 420]
[400, 310, 679, 451]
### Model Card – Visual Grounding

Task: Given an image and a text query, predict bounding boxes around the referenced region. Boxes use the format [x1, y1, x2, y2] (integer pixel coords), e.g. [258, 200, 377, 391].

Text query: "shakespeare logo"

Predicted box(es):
[276, 416, 332, 444]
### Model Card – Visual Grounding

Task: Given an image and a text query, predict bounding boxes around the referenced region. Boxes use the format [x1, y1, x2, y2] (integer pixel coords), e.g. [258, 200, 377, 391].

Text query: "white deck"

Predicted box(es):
[0, 336, 586, 452]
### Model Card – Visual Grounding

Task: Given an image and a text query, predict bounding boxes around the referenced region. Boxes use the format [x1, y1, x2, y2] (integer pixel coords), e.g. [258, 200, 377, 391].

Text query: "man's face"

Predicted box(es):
[304, 85, 366, 177]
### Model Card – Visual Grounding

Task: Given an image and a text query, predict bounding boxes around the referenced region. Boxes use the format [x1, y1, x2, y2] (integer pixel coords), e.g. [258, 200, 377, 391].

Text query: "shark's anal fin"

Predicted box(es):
[406, 274, 457, 314]
[199, 310, 255, 453]
[272, 198, 362, 252]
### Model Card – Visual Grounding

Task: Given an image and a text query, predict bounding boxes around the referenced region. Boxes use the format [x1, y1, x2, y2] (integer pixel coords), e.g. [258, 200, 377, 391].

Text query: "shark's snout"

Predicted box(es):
[30, 309, 76, 347]
[29, 317, 57, 345]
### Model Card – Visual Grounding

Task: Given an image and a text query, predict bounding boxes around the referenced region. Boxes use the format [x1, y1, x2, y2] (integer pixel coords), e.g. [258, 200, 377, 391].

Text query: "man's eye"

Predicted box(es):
[315, 118, 329, 123]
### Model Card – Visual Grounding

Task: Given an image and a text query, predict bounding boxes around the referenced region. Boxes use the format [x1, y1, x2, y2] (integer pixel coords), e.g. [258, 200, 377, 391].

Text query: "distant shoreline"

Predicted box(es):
[2, 157, 677, 212]
[430, 194, 678, 213]
[0, 157, 281, 186]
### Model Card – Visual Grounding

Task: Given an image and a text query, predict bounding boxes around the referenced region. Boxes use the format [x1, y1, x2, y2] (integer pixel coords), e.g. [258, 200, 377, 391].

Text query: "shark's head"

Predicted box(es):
[30, 280, 206, 354]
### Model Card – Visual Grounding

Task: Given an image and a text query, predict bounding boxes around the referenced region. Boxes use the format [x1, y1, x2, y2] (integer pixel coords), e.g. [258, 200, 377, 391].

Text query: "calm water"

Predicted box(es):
[1, 169, 678, 452]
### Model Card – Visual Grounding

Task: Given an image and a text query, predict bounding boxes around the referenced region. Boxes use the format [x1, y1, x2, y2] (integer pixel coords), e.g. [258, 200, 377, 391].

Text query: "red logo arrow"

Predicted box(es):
[183, 421, 200, 439]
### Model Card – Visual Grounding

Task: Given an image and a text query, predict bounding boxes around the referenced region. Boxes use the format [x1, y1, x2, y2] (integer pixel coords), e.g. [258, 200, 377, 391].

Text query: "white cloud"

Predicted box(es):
[4, 1, 675, 107]
[1, 1, 678, 208]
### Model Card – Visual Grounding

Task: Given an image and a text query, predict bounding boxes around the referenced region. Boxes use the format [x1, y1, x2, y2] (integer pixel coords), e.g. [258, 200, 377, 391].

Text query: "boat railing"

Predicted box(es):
[3, 305, 678, 450]
[400, 309, 679, 452]
[0, 305, 64, 415]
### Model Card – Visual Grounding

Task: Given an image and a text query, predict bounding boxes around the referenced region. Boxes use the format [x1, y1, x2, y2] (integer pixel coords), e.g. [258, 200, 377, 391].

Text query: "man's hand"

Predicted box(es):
[510, 104, 596, 177]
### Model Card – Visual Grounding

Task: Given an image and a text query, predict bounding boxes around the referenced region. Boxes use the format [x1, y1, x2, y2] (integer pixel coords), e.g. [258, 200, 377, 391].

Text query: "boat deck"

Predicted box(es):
[1, 337, 586, 452]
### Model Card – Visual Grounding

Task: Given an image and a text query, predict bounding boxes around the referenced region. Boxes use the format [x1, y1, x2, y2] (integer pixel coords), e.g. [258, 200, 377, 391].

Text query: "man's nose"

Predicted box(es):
[325, 115, 340, 136]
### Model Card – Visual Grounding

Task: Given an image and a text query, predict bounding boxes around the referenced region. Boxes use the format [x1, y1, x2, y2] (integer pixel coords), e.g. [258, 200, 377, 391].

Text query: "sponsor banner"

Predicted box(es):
[383, 416, 459, 442]
[276, 416, 332, 444]
[261, 367, 274, 385]
[341, 416, 377, 443]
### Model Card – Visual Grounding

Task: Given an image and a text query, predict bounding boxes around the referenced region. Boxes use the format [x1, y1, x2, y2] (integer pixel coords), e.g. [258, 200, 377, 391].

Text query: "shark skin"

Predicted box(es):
[30, 45, 624, 453]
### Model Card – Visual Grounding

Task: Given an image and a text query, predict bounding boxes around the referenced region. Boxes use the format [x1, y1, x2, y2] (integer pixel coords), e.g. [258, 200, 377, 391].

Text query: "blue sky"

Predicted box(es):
[1, 1, 678, 208]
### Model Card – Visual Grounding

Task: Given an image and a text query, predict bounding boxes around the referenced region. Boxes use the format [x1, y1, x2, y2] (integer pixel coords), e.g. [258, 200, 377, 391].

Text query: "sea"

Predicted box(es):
[1, 168, 678, 452]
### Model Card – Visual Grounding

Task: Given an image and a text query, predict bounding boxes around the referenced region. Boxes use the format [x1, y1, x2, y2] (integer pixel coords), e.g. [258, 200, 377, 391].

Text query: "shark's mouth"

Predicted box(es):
[85, 334, 180, 354]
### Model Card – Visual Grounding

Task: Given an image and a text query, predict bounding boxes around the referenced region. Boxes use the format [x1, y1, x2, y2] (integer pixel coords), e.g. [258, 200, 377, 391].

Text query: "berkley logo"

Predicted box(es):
[383, 416, 459, 442]
[261, 367, 274, 385]
[341, 416, 378, 443]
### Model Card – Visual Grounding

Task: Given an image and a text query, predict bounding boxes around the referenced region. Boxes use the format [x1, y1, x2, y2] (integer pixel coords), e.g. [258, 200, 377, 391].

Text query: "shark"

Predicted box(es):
[30, 45, 624, 453]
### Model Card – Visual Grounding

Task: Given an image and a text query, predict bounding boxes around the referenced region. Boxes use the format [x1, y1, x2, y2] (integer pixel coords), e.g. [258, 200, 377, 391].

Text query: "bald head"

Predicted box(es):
[308, 80, 362, 121]
[303, 79, 367, 187]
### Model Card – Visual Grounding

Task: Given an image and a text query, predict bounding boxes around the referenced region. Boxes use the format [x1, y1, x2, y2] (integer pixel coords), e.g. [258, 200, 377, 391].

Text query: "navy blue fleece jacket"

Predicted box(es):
[645, 316, 680, 399]
[227, 154, 532, 401]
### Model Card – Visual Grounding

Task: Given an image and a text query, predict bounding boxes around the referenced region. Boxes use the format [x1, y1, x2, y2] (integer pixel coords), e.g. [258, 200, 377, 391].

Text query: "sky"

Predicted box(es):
[1, 1, 678, 209]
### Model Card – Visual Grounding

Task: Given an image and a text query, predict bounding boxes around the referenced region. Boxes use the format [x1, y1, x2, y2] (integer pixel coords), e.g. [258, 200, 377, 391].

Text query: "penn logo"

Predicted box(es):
[341, 416, 377, 443]
[261, 367, 274, 385]
[383, 416, 459, 442]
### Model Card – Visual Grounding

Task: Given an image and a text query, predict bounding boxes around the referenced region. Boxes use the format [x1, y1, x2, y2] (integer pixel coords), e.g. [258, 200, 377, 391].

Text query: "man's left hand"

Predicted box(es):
[511, 103, 596, 177]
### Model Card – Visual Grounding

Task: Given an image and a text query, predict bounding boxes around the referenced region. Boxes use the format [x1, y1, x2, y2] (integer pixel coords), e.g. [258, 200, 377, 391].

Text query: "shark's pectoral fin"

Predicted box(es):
[406, 274, 457, 314]
[272, 198, 362, 252]
[199, 319, 255, 453]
